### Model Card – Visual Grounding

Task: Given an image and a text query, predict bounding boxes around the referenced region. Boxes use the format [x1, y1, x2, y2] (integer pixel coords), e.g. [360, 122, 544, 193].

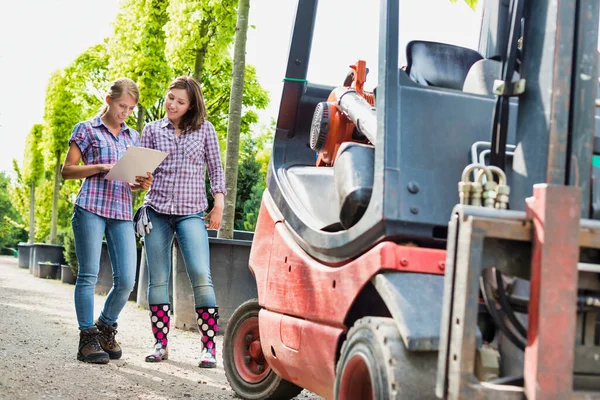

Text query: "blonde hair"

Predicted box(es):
[100, 78, 140, 116]
[168, 76, 208, 132]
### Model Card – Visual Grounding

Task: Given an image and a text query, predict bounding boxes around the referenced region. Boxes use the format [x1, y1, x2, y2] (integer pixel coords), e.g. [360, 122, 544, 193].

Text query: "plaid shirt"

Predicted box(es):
[69, 116, 140, 220]
[141, 118, 226, 215]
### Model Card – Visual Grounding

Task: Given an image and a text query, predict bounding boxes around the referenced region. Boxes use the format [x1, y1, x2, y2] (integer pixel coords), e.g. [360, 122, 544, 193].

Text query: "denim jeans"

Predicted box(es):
[72, 205, 137, 330]
[144, 207, 216, 308]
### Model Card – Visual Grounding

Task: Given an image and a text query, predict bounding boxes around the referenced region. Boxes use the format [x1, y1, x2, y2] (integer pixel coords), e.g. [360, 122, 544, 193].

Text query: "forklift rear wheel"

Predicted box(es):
[223, 299, 303, 400]
[334, 317, 438, 400]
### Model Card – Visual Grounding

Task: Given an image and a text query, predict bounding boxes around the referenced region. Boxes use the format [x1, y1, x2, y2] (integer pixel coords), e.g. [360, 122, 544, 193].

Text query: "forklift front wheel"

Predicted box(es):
[223, 299, 303, 400]
[334, 317, 438, 400]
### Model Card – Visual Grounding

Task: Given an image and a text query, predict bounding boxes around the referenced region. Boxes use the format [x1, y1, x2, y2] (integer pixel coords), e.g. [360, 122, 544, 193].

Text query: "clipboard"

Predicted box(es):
[105, 146, 169, 184]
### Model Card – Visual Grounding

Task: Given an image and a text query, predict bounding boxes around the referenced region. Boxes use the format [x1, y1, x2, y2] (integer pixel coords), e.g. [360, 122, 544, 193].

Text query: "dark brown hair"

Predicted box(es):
[168, 76, 208, 132]
[100, 78, 140, 116]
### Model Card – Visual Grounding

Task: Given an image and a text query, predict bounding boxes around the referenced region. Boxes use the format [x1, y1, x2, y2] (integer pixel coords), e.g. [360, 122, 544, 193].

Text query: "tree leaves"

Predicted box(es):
[450, 0, 479, 10]
[108, 0, 171, 111]
[22, 125, 44, 187]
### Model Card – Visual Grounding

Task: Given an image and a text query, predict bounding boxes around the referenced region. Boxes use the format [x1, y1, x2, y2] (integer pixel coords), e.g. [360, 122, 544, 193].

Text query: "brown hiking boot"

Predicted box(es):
[95, 319, 122, 360]
[77, 326, 109, 364]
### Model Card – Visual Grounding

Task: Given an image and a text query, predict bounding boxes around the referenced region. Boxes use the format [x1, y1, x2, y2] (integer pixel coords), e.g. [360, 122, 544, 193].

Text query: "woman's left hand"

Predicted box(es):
[135, 172, 153, 190]
[202, 203, 224, 230]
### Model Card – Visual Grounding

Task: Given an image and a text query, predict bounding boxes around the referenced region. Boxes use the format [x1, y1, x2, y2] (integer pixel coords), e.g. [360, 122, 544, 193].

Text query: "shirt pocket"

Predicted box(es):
[90, 138, 117, 165]
[184, 137, 204, 166]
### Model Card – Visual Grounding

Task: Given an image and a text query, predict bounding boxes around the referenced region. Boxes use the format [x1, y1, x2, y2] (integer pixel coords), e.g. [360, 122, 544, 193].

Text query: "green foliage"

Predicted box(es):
[66, 42, 110, 119]
[42, 69, 82, 171]
[8, 160, 29, 228]
[22, 124, 45, 186]
[108, 0, 171, 111]
[203, 61, 269, 145]
[33, 178, 54, 242]
[450, 0, 479, 10]
[61, 228, 78, 275]
[0, 172, 27, 248]
[234, 127, 273, 231]
[164, 0, 237, 77]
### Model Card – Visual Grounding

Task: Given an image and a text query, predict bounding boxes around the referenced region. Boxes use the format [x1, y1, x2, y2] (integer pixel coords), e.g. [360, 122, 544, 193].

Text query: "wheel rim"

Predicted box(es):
[232, 316, 271, 383]
[338, 353, 374, 400]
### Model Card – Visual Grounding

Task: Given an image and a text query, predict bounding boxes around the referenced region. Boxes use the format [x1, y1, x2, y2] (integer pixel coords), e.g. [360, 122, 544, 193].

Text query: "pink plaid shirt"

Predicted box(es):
[69, 116, 140, 220]
[141, 118, 226, 215]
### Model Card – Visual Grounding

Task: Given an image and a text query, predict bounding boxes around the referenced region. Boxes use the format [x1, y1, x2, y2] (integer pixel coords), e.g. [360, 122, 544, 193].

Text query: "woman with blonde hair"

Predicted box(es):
[62, 78, 153, 364]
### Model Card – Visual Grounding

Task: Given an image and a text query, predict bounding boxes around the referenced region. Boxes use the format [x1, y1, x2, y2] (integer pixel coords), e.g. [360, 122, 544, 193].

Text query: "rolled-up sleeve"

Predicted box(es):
[204, 122, 227, 196]
[69, 122, 91, 153]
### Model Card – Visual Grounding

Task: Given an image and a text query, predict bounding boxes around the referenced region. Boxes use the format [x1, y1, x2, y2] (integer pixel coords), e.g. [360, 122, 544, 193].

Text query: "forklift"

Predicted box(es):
[222, 0, 600, 398]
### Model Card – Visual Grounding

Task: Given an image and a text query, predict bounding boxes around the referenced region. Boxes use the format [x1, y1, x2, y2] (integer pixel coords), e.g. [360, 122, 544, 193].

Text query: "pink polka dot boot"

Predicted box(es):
[196, 307, 219, 368]
[145, 304, 170, 362]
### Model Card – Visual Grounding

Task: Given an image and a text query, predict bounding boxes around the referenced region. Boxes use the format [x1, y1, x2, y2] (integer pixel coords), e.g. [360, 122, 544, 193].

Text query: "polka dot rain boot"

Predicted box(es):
[145, 304, 170, 362]
[196, 307, 218, 368]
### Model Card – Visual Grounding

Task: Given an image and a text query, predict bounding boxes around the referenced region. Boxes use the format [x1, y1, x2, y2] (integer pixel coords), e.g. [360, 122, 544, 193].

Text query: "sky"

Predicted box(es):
[0, 0, 482, 177]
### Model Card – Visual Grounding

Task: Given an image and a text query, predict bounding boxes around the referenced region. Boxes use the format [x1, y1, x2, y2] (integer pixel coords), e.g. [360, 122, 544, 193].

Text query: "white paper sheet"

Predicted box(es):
[104, 146, 169, 184]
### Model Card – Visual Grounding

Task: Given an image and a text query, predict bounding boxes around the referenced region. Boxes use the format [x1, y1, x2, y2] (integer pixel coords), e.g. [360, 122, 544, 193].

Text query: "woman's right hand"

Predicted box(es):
[97, 164, 114, 173]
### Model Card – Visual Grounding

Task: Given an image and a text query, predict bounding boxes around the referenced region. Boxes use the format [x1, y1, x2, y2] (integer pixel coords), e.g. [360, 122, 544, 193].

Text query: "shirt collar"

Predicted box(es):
[160, 117, 174, 129]
[92, 115, 131, 134]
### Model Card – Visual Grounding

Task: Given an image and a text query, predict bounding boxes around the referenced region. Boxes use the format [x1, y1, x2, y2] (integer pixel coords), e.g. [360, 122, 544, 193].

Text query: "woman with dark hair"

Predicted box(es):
[139, 75, 226, 368]
[62, 77, 153, 364]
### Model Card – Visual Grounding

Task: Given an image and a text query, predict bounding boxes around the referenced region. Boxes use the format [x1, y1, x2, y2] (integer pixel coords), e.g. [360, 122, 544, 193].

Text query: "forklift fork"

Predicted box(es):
[437, 184, 600, 399]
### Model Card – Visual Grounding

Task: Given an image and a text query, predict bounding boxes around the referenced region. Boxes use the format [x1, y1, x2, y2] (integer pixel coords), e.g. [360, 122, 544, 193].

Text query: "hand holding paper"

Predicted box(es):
[105, 146, 168, 184]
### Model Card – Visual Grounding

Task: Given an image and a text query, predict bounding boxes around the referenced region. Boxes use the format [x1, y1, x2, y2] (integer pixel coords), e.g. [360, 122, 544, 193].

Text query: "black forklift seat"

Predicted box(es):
[405, 40, 484, 91]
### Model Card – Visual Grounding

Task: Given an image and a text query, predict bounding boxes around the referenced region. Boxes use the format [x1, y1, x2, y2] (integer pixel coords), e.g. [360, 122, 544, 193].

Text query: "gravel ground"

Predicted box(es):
[0, 256, 322, 400]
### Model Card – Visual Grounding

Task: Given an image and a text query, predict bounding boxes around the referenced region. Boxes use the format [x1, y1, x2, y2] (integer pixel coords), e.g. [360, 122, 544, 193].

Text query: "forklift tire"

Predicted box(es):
[334, 317, 438, 400]
[223, 299, 303, 400]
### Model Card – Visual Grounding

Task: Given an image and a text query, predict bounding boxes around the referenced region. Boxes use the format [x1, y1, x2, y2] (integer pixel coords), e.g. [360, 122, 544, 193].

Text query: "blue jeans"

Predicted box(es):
[72, 205, 137, 330]
[144, 207, 216, 308]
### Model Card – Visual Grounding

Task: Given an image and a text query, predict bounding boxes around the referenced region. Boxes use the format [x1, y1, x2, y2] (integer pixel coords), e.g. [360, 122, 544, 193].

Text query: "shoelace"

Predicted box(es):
[102, 329, 117, 347]
[82, 332, 103, 351]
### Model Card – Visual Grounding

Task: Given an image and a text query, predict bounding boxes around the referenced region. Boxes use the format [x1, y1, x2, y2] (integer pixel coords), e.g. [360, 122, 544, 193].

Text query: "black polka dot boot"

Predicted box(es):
[145, 304, 170, 362]
[196, 307, 218, 368]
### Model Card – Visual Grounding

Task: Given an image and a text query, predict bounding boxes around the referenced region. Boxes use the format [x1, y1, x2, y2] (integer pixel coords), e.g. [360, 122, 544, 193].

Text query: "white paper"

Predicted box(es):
[104, 146, 169, 184]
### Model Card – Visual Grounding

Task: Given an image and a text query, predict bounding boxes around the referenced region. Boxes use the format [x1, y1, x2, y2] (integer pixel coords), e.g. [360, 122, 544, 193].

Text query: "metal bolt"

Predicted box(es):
[410, 207, 419, 215]
[245, 334, 253, 343]
[295, 58, 302, 65]
[407, 181, 419, 194]
[438, 262, 445, 271]
[244, 356, 252, 364]
[256, 364, 265, 373]
[400, 258, 409, 267]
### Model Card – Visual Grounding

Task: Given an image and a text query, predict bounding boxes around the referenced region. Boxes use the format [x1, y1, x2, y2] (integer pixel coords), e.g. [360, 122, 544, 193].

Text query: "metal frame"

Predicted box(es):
[437, 184, 600, 399]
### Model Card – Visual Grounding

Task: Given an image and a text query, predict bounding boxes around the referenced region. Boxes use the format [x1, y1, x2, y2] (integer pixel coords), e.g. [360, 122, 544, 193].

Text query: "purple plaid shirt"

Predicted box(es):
[141, 118, 226, 215]
[69, 116, 140, 220]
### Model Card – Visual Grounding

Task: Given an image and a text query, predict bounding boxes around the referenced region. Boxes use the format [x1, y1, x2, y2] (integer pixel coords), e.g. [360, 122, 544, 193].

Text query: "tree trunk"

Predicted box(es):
[137, 105, 146, 134]
[50, 154, 61, 244]
[193, 24, 210, 84]
[218, 0, 250, 239]
[29, 182, 35, 244]
[132, 105, 146, 209]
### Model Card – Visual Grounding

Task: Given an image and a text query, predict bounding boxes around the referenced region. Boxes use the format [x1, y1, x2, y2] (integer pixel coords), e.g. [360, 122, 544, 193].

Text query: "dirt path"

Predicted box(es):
[0, 256, 322, 400]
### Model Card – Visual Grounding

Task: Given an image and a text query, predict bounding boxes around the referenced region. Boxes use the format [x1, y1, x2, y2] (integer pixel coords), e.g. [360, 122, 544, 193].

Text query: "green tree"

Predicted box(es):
[22, 124, 45, 243]
[234, 133, 264, 231]
[8, 161, 29, 234]
[41, 69, 82, 244]
[68, 42, 110, 119]
[108, 0, 171, 132]
[218, 0, 250, 239]
[164, 0, 237, 82]
[203, 61, 268, 144]
[0, 172, 27, 249]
